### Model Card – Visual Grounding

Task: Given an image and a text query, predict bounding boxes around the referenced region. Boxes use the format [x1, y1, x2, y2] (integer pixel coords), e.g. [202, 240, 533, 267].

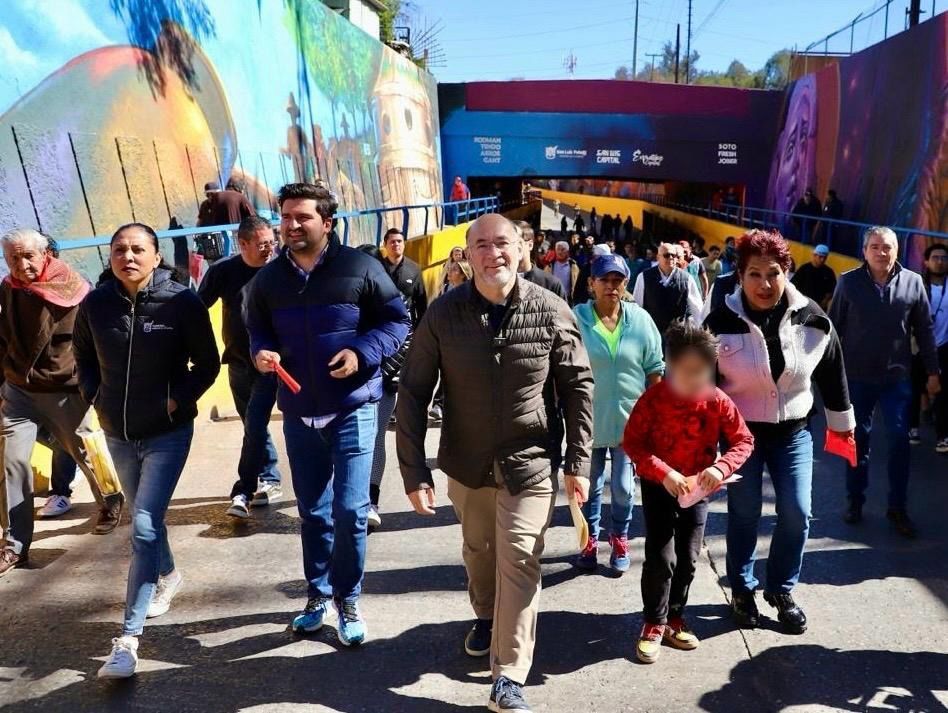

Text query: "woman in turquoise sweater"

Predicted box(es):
[574, 254, 664, 575]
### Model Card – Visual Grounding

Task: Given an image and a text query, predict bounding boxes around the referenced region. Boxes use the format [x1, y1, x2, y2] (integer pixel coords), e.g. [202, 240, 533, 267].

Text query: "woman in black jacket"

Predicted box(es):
[73, 223, 219, 679]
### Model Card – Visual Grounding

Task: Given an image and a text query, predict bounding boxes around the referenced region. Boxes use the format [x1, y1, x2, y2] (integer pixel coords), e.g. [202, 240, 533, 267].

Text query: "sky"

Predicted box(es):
[417, 0, 944, 83]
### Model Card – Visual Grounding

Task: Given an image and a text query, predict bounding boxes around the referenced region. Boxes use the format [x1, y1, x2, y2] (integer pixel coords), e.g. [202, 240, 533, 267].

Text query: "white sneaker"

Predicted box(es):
[909, 428, 921, 445]
[39, 495, 72, 518]
[367, 504, 382, 530]
[226, 494, 250, 519]
[97, 636, 139, 679]
[428, 404, 443, 421]
[147, 571, 183, 618]
[251, 482, 283, 507]
[936, 438, 948, 454]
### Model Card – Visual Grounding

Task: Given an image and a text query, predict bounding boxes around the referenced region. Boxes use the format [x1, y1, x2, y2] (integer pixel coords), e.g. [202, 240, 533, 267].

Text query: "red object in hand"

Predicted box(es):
[825, 429, 857, 467]
[274, 363, 302, 394]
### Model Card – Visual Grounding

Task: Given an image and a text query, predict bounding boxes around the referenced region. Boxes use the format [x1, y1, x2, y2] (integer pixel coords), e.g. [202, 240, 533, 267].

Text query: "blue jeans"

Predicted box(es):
[726, 427, 812, 595]
[107, 423, 194, 636]
[846, 379, 912, 510]
[583, 447, 635, 539]
[228, 363, 281, 500]
[283, 403, 377, 602]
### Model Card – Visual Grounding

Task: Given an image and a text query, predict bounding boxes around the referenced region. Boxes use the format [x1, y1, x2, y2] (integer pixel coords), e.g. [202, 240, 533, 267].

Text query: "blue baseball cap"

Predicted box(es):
[591, 254, 630, 279]
[814, 244, 830, 256]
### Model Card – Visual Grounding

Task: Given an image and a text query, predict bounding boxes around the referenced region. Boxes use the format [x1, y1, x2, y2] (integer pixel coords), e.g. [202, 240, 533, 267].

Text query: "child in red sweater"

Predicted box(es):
[623, 320, 754, 664]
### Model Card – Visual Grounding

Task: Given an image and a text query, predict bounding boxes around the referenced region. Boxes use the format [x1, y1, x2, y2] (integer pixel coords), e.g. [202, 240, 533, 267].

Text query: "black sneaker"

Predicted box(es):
[464, 618, 492, 657]
[488, 676, 531, 712]
[886, 509, 917, 539]
[843, 499, 862, 524]
[763, 592, 807, 634]
[731, 590, 760, 629]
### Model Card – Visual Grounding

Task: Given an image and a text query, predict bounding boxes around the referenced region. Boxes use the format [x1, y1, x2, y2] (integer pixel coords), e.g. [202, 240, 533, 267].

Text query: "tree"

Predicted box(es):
[613, 43, 792, 89]
[725, 60, 751, 86]
[379, 0, 401, 43]
[753, 49, 791, 89]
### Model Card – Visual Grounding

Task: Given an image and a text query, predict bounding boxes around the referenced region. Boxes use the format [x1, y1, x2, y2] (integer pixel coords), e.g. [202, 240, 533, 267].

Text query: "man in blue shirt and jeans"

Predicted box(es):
[829, 226, 940, 538]
[245, 182, 410, 645]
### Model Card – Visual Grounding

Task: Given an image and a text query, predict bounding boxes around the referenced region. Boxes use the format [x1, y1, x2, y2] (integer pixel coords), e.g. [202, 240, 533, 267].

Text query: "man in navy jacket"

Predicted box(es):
[245, 182, 410, 646]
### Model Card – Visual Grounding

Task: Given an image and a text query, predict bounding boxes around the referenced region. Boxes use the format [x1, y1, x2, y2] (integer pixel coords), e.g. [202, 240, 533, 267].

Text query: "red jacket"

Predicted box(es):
[623, 380, 754, 484]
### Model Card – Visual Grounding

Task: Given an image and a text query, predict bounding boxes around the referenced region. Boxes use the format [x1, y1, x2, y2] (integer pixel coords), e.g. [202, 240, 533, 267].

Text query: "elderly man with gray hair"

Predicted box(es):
[396, 213, 593, 712]
[0, 228, 124, 577]
[829, 226, 940, 537]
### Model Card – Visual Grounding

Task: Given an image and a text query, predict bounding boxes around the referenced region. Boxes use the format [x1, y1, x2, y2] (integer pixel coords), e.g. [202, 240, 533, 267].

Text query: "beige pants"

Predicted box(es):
[447, 469, 556, 684]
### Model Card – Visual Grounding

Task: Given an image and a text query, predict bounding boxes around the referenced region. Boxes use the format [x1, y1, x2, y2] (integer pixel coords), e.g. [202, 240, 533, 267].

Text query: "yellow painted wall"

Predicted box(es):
[540, 188, 862, 275]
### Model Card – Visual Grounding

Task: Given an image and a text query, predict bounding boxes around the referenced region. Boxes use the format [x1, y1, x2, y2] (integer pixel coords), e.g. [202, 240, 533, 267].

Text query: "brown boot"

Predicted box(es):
[0, 549, 27, 577]
[94, 493, 125, 535]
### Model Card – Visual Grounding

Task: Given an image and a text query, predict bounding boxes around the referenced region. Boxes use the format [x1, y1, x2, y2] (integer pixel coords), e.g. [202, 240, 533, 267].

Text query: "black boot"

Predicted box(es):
[843, 499, 862, 524]
[886, 509, 917, 539]
[763, 592, 807, 634]
[731, 590, 760, 629]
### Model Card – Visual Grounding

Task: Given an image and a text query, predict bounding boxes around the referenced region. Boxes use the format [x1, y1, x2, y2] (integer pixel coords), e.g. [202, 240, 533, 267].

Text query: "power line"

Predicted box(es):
[694, 0, 728, 37]
[449, 35, 637, 61]
[445, 14, 638, 42]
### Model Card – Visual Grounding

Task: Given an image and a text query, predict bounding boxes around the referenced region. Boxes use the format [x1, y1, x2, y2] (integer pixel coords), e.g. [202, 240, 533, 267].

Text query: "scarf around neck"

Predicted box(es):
[5, 255, 90, 308]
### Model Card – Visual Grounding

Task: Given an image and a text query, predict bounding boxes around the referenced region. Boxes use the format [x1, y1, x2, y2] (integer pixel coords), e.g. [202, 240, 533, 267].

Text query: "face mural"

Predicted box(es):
[766, 75, 817, 218]
[765, 15, 947, 266]
[0, 0, 443, 278]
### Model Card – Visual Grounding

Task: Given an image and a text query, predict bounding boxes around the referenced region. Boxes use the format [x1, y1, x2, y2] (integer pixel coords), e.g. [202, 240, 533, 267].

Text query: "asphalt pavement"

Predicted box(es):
[1, 402, 946, 712]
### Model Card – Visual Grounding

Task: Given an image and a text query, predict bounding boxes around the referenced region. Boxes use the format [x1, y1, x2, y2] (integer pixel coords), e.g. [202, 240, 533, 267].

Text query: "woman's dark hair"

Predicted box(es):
[99, 222, 179, 284]
[664, 319, 720, 366]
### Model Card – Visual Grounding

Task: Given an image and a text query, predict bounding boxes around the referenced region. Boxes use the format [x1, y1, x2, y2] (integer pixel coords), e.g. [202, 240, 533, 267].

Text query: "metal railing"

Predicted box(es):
[638, 194, 947, 263]
[52, 195, 499, 279]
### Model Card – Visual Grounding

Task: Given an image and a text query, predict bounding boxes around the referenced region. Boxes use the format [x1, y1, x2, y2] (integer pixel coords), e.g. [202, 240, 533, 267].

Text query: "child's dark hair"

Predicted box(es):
[664, 319, 719, 365]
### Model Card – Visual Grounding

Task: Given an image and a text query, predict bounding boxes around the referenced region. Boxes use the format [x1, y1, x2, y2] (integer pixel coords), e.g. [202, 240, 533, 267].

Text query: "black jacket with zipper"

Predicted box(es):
[73, 268, 220, 441]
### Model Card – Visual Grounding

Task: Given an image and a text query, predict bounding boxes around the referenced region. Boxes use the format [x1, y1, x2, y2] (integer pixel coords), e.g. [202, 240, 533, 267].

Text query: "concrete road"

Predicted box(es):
[1, 410, 946, 712]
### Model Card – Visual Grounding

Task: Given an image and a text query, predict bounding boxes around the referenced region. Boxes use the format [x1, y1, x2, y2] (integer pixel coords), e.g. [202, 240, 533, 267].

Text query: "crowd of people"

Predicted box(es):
[0, 182, 945, 712]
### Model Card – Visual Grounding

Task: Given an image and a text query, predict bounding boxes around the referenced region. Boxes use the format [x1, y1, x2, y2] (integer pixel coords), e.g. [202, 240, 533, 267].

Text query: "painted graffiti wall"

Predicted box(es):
[766, 14, 947, 262]
[0, 0, 443, 274]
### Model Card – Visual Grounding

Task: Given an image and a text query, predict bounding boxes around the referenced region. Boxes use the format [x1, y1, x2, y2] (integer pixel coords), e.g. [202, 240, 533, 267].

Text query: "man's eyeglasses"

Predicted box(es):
[929, 254, 948, 262]
[255, 242, 276, 251]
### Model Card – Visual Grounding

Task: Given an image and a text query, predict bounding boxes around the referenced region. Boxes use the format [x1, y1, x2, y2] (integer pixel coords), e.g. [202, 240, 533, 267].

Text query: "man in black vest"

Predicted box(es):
[631, 241, 703, 336]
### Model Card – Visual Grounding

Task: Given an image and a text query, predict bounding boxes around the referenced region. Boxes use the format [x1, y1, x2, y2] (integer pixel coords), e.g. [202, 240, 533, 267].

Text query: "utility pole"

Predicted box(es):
[674, 23, 681, 83]
[685, 0, 693, 83]
[632, 0, 639, 78]
[646, 52, 661, 82]
[908, 0, 922, 26]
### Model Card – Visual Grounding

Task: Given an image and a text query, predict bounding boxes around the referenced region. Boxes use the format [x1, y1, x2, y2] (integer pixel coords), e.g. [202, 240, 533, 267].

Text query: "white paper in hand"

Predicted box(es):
[677, 474, 743, 509]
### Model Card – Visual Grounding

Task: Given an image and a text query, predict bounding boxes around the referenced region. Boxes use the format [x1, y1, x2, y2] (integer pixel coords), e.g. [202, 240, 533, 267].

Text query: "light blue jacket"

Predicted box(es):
[574, 300, 665, 448]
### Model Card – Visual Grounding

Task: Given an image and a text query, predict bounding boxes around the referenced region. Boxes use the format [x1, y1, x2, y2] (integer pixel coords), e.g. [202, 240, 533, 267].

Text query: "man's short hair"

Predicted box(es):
[1, 227, 49, 253]
[862, 225, 898, 249]
[278, 182, 338, 219]
[924, 242, 948, 260]
[237, 215, 272, 242]
[383, 228, 404, 243]
[664, 319, 719, 365]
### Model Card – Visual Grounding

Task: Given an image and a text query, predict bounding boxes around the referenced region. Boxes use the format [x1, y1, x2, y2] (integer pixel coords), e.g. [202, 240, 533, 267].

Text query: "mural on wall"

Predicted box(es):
[766, 14, 947, 263]
[0, 0, 443, 276]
